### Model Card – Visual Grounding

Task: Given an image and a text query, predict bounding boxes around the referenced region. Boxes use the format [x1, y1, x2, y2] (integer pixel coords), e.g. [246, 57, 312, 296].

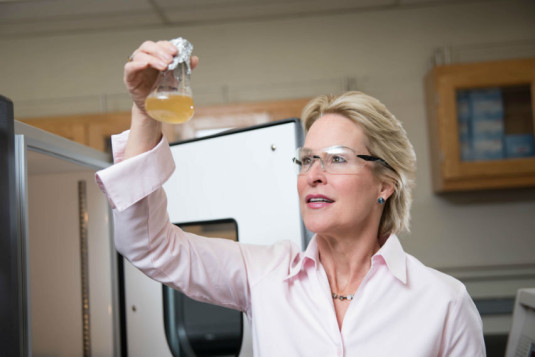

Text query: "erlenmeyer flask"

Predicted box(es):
[145, 37, 194, 124]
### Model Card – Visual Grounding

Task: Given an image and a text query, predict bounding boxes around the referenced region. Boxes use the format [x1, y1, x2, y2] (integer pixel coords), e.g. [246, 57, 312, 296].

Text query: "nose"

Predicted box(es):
[306, 156, 327, 184]
[308, 156, 325, 172]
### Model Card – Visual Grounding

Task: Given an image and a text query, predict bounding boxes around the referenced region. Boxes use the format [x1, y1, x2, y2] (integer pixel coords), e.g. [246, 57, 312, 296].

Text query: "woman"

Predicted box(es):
[96, 40, 485, 356]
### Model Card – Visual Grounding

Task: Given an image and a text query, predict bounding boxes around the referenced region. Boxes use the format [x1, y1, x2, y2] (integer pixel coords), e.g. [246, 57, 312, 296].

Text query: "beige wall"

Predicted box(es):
[28, 168, 114, 356]
[2, 0, 534, 333]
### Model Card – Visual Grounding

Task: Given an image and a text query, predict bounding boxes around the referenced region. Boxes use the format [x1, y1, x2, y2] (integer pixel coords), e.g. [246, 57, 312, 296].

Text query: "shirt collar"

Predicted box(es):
[285, 236, 319, 281]
[284, 234, 407, 284]
[373, 234, 407, 284]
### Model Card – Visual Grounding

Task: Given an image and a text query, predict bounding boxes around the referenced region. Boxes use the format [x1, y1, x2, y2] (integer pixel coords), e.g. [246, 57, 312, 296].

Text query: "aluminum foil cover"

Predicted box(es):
[168, 37, 193, 73]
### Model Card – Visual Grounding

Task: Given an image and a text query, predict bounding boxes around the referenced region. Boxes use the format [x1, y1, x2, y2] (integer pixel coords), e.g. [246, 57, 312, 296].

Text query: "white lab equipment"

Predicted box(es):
[505, 288, 535, 357]
[122, 119, 307, 357]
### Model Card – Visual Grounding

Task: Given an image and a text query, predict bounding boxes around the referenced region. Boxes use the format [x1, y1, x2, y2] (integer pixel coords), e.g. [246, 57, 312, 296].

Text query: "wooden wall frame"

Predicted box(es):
[425, 58, 535, 192]
[19, 97, 311, 154]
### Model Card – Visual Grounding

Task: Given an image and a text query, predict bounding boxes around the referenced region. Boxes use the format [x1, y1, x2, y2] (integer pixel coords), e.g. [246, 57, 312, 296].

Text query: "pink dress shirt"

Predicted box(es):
[96, 131, 486, 357]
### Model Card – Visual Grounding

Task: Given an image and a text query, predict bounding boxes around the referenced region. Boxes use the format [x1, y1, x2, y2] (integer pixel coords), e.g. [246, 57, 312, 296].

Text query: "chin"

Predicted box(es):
[303, 219, 332, 235]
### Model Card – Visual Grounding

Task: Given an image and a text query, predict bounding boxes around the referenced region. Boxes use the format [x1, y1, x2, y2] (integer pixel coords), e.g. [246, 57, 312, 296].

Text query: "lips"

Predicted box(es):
[305, 194, 334, 208]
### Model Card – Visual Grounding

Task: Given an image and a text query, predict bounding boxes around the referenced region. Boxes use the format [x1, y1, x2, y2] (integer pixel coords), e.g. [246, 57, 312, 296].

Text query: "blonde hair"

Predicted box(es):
[301, 91, 416, 237]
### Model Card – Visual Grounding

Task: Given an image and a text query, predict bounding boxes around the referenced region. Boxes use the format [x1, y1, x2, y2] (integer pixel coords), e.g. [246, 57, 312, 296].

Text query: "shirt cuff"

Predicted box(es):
[95, 130, 176, 212]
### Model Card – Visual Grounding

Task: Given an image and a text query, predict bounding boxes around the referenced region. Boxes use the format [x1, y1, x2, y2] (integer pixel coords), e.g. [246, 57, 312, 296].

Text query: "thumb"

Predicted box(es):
[191, 56, 199, 71]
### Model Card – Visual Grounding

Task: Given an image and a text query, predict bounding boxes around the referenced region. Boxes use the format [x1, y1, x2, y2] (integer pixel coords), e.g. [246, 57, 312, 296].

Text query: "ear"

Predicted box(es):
[379, 180, 395, 201]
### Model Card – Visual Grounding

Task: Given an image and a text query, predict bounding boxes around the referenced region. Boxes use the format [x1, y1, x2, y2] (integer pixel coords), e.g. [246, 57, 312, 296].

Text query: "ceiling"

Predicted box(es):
[0, 0, 487, 38]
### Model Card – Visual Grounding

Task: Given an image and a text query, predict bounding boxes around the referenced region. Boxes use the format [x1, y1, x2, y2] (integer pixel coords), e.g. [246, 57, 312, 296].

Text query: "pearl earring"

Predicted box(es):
[377, 197, 385, 204]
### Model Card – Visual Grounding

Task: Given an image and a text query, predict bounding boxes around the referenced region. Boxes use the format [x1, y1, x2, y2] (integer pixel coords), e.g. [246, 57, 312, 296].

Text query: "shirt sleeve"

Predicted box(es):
[94, 131, 251, 313]
[440, 284, 486, 357]
[95, 130, 176, 212]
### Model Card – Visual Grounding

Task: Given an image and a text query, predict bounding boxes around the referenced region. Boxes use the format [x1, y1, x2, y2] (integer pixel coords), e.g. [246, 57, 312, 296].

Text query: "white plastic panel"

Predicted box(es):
[166, 120, 304, 245]
[124, 120, 304, 357]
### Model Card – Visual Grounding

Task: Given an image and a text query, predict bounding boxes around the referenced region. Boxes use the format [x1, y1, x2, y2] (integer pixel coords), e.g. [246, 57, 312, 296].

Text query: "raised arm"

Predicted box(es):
[94, 41, 255, 312]
[122, 40, 199, 159]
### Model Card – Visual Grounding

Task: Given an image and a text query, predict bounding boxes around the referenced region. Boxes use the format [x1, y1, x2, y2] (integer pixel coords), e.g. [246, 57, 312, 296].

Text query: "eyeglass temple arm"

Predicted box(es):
[356, 155, 395, 172]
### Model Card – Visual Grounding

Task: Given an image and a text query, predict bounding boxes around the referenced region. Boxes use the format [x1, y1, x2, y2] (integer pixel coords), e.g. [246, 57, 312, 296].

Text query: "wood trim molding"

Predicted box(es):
[19, 97, 312, 153]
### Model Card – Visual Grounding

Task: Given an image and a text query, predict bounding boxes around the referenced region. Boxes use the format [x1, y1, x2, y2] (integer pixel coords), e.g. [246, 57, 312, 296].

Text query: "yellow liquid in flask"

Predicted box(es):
[145, 94, 195, 124]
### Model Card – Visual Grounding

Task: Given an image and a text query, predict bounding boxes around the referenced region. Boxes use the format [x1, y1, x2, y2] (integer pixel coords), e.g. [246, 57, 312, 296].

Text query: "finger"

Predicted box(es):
[156, 40, 179, 57]
[190, 55, 199, 70]
[124, 61, 159, 86]
[124, 64, 158, 88]
[129, 50, 170, 72]
[127, 41, 197, 76]
[134, 40, 175, 65]
[124, 61, 146, 84]
[123, 58, 163, 85]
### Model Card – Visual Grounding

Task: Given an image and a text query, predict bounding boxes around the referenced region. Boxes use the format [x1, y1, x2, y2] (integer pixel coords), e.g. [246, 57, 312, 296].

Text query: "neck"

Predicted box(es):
[317, 231, 380, 295]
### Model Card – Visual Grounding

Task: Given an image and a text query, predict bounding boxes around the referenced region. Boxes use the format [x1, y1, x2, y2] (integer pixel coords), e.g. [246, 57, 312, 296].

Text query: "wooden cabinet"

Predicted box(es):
[425, 58, 535, 192]
[19, 97, 310, 154]
[19, 112, 131, 154]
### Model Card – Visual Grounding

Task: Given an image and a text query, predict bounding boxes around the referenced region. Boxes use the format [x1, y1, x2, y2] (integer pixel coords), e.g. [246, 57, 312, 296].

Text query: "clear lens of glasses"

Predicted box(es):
[293, 146, 365, 175]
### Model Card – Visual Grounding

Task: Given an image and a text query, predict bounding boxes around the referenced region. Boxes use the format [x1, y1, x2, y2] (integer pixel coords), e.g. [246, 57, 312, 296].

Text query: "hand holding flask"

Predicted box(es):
[145, 37, 194, 124]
